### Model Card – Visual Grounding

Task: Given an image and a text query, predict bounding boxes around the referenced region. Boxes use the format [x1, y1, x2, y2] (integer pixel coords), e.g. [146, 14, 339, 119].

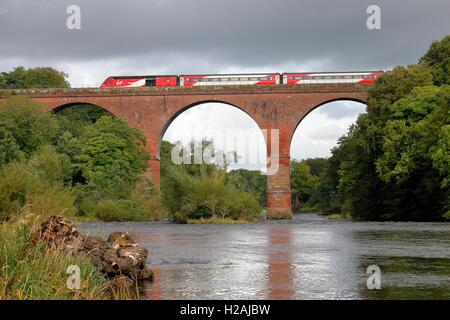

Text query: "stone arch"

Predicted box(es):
[157, 99, 266, 159]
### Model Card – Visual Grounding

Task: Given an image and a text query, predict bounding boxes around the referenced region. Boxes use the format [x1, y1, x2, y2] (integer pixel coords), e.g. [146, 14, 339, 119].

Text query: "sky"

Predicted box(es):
[0, 0, 449, 169]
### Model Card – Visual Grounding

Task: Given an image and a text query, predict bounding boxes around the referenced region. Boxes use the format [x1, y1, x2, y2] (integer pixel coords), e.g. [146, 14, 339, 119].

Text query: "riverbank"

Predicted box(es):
[0, 215, 153, 300]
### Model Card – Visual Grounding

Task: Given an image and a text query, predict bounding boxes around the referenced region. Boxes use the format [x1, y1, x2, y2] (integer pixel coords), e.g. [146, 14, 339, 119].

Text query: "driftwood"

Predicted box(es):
[34, 215, 153, 297]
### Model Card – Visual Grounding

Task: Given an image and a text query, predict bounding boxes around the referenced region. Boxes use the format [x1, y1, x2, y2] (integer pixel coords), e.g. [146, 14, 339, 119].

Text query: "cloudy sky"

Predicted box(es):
[1, 0, 448, 169]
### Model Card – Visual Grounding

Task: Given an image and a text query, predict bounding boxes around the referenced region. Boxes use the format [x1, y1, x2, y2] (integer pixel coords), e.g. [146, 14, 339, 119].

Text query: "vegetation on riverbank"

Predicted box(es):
[160, 140, 262, 223]
[0, 97, 167, 223]
[0, 215, 109, 300]
[293, 35, 450, 221]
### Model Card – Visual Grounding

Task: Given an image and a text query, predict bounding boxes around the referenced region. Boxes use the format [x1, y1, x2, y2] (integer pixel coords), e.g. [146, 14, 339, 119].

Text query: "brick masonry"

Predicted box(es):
[0, 84, 369, 218]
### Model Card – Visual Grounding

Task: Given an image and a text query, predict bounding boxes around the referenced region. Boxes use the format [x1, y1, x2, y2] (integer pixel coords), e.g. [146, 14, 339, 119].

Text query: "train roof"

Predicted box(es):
[282, 70, 384, 74]
[104, 71, 385, 79]
[106, 75, 178, 79]
[179, 73, 280, 76]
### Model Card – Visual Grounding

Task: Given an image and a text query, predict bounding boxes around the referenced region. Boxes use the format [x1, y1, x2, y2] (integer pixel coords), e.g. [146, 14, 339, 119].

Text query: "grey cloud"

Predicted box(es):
[0, 0, 449, 76]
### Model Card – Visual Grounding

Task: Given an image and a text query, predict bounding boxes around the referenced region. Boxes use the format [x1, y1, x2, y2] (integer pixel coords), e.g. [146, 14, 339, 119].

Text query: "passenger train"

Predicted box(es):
[100, 71, 383, 88]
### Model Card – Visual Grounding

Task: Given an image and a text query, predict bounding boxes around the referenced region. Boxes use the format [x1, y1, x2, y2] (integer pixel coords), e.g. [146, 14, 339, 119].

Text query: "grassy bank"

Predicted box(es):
[0, 215, 108, 299]
[0, 214, 140, 300]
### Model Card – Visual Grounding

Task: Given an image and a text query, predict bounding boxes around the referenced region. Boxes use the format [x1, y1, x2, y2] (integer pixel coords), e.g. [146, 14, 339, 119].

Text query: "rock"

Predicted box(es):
[35, 215, 154, 297]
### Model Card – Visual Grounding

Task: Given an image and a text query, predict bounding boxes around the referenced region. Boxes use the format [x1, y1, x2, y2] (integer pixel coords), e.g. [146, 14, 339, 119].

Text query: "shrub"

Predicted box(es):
[0, 148, 75, 221]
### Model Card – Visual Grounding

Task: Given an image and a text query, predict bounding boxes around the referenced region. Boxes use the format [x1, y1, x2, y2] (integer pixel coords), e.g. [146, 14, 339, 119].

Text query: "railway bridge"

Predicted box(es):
[0, 84, 369, 218]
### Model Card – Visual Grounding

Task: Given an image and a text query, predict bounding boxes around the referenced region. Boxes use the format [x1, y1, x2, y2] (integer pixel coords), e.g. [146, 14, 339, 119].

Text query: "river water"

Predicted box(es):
[80, 214, 450, 300]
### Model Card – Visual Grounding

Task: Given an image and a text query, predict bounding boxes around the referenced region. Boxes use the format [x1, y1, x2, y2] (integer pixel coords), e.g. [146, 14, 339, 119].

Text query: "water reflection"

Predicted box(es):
[266, 226, 294, 299]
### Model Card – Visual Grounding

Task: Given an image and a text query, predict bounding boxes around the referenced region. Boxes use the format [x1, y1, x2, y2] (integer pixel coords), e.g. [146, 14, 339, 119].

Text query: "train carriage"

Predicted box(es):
[282, 71, 383, 85]
[179, 73, 281, 86]
[101, 75, 178, 87]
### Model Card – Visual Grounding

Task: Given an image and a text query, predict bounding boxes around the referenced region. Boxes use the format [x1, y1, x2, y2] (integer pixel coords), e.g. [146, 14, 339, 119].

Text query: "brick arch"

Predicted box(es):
[157, 99, 267, 158]
[48, 100, 122, 119]
[51, 101, 116, 117]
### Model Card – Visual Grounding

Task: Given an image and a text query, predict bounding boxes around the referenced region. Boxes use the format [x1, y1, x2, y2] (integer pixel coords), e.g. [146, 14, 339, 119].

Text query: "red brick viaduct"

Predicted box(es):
[0, 84, 368, 218]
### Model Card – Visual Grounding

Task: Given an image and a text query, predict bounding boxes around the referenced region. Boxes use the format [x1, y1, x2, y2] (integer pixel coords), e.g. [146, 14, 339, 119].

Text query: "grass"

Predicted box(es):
[0, 214, 138, 300]
[186, 216, 251, 224]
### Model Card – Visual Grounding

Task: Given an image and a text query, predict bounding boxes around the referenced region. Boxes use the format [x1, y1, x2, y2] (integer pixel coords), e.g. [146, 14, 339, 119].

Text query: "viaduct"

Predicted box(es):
[0, 84, 369, 218]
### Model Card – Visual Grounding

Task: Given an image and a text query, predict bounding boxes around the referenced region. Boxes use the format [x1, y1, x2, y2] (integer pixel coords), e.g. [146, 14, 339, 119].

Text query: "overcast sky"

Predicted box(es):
[1, 0, 448, 169]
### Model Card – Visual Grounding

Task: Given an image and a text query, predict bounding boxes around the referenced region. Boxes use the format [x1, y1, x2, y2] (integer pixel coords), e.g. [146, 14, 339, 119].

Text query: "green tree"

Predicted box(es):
[419, 35, 450, 86]
[0, 96, 59, 160]
[74, 116, 148, 198]
[290, 160, 319, 211]
[227, 169, 266, 206]
[313, 35, 450, 221]
[0, 66, 70, 89]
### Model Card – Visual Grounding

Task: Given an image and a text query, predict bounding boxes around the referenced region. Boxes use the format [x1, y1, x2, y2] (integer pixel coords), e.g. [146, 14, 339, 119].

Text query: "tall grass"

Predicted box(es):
[0, 215, 109, 300]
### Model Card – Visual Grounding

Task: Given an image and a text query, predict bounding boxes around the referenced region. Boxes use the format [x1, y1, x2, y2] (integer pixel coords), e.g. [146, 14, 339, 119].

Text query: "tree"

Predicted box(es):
[419, 35, 450, 86]
[0, 96, 59, 160]
[56, 104, 111, 137]
[74, 116, 149, 198]
[0, 66, 70, 89]
[227, 169, 266, 206]
[311, 35, 450, 221]
[290, 160, 319, 211]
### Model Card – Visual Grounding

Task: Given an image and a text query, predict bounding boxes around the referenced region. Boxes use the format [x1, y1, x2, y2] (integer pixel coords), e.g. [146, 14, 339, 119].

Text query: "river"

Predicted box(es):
[80, 213, 450, 300]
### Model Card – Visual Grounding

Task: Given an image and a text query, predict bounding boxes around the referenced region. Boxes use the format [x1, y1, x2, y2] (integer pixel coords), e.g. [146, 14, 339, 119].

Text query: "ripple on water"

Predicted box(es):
[79, 214, 450, 300]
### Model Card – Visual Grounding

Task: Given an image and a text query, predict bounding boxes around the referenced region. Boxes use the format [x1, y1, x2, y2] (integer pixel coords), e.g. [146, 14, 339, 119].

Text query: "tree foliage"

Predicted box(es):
[308, 35, 450, 221]
[0, 66, 70, 89]
[0, 96, 164, 221]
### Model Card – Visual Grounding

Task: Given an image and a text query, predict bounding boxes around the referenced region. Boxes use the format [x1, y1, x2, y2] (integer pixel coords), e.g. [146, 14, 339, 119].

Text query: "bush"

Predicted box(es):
[0, 96, 59, 158]
[165, 165, 262, 223]
[0, 148, 75, 221]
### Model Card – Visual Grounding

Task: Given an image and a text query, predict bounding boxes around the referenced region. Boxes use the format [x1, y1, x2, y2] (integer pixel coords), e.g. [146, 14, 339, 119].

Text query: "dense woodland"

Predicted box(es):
[0, 35, 449, 222]
[292, 35, 450, 221]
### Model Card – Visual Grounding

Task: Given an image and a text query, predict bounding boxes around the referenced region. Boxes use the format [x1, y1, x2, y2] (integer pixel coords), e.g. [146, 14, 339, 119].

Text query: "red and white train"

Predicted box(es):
[100, 71, 383, 88]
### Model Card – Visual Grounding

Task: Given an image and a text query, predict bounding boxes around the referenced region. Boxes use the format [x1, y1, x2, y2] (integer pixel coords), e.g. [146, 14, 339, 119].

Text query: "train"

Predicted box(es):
[100, 71, 383, 88]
